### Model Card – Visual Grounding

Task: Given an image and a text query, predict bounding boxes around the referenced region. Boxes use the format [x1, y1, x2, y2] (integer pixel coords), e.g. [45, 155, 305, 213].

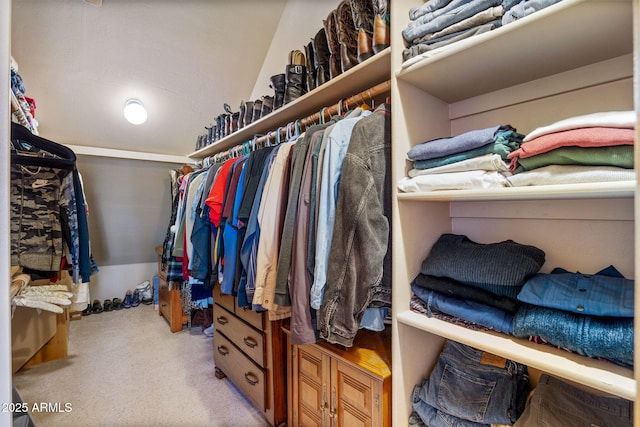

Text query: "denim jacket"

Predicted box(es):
[318, 104, 392, 346]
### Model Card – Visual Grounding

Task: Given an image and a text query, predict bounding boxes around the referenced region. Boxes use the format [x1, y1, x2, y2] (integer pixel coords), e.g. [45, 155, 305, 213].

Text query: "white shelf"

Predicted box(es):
[396, 0, 633, 103]
[64, 144, 191, 164]
[190, 47, 391, 159]
[391, 0, 638, 423]
[397, 181, 636, 202]
[396, 310, 635, 400]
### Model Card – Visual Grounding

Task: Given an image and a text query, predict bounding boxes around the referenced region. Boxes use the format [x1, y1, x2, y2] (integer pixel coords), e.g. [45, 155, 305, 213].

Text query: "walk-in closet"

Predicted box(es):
[3, 1, 640, 426]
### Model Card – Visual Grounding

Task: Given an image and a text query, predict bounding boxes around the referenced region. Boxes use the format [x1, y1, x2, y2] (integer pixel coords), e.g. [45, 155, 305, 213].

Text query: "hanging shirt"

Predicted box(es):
[241, 146, 280, 309]
[253, 141, 295, 320]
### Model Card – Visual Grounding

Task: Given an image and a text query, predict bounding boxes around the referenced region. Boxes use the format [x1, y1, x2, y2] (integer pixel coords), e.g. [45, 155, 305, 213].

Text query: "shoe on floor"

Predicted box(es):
[131, 289, 141, 307]
[103, 299, 113, 312]
[81, 304, 92, 316]
[136, 280, 153, 304]
[91, 299, 103, 314]
[122, 290, 133, 309]
[203, 325, 214, 337]
[112, 297, 123, 310]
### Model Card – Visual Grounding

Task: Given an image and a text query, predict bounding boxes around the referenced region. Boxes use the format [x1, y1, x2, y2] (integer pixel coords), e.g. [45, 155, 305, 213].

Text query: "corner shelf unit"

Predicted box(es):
[390, 0, 638, 424]
[189, 47, 391, 159]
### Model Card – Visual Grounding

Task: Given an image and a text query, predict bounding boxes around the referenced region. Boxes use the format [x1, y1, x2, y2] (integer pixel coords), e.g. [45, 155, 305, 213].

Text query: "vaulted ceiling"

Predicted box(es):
[11, 0, 288, 156]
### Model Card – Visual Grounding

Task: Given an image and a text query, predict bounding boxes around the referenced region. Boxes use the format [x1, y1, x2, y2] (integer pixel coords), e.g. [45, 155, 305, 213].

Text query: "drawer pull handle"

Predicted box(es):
[217, 345, 229, 356]
[244, 372, 259, 386]
[216, 316, 229, 325]
[243, 337, 258, 348]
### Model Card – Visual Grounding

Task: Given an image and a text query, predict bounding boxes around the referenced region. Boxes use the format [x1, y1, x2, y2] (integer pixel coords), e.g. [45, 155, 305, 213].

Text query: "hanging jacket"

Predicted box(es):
[319, 104, 392, 347]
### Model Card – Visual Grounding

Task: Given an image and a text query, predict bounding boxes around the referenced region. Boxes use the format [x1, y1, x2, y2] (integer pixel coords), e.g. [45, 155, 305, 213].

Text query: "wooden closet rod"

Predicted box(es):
[208, 80, 390, 162]
[257, 79, 391, 146]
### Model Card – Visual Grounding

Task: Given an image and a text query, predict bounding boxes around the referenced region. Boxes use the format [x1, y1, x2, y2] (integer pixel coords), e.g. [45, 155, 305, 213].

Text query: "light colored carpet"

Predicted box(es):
[13, 305, 269, 427]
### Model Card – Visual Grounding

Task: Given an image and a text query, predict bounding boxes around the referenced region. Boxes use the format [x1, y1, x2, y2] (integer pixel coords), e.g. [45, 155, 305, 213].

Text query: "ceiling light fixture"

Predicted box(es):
[123, 98, 147, 125]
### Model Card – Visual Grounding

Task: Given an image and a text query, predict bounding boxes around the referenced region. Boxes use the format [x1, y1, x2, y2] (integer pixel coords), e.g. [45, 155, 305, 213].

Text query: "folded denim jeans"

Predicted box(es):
[403, 0, 503, 43]
[411, 392, 490, 427]
[411, 283, 514, 333]
[413, 341, 528, 424]
[413, 273, 518, 313]
[514, 374, 633, 427]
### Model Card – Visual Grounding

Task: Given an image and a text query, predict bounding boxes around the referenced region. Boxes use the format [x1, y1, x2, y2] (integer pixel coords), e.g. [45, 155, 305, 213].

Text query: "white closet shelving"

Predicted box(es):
[390, 0, 638, 424]
[189, 47, 390, 159]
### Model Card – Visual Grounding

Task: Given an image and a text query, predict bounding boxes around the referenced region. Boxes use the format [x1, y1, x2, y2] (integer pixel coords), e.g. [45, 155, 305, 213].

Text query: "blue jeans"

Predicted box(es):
[411, 283, 514, 334]
[514, 374, 633, 427]
[411, 396, 490, 427]
[413, 341, 528, 424]
[403, 0, 503, 43]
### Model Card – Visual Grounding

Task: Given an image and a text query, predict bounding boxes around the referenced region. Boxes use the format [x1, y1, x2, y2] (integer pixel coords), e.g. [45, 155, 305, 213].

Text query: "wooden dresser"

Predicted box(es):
[286, 327, 392, 427]
[213, 282, 287, 427]
[155, 246, 188, 333]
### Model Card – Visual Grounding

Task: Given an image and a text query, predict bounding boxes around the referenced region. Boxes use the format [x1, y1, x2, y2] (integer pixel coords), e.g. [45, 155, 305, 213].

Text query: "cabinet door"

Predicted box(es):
[331, 360, 381, 427]
[292, 345, 331, 427]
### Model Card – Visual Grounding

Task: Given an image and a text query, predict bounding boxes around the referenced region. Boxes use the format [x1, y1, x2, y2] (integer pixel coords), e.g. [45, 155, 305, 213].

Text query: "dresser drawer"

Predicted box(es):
[235, 302, 264, 331]
[214, 304, 265, 366]
[213, 282, 235, 313]
[214, 332, 266, 412]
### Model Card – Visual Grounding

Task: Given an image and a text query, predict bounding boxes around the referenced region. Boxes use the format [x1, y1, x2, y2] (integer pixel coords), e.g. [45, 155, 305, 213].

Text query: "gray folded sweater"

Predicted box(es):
[421, 234, 545, 297]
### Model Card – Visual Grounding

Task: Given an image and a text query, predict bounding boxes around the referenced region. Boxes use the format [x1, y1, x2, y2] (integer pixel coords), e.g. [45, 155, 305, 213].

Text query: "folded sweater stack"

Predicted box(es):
[411, 233, 545, 333]
[507, 111, 636, 186]
[398, 125, 524, 192]
[513, 265, 634, 368]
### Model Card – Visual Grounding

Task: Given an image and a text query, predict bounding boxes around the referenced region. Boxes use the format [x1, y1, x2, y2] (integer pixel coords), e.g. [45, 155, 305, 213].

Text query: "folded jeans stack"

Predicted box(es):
[411, 340, 529, 427]
[402, 0, 564, 63]
[514, 374, 633, 427]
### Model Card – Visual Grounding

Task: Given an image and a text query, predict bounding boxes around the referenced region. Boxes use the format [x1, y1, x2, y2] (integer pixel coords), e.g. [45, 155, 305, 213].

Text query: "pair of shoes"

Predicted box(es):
[136, 281, 153, 305]
[103, 299, 113, 312]
[132, 289, 141, 307]
[284, 50, 307, 105]
[123, 290, 133, 309]
[92, 299, 103, 314]
[112, 297, 123, 310]
[81, 303, 92, 316]
[122, 290, 141, 308]
[203, 325, 214, 337]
